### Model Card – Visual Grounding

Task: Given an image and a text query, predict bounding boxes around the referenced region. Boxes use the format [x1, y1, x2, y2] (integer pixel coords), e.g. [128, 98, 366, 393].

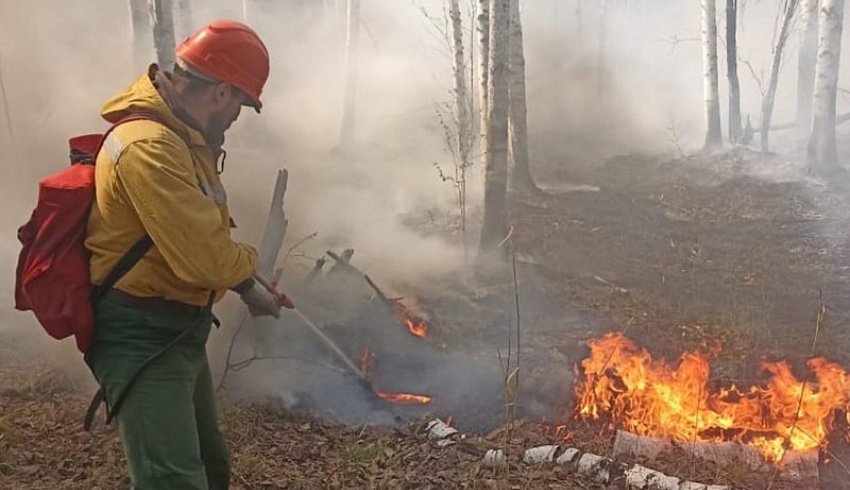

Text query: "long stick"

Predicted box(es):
[253, 273, 370, 386]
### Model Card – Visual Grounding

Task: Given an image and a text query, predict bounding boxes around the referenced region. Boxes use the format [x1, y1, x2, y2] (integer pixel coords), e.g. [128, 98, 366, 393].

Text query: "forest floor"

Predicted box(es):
[2, 146, 850, 489]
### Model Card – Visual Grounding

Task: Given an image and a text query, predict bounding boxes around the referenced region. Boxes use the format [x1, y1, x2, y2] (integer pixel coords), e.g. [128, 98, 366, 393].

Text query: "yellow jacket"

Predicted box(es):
[86, 69, 257, 307]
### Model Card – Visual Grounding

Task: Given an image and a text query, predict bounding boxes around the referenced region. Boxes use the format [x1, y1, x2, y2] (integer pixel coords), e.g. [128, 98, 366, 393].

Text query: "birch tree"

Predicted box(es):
[808, 0, 845, 172]
[760, 0, 800, 152]
[338, 0, 361, 147]
[128, 0, 152, 69]
[150, 0, 176, 70]
[726, 0, 742, 142]
[450, 0, 472, 245]
[174, 0, 193, 40]
[508, 0, 538, 193]
[796, 0, 820, 137]
[478, 0, 510, 262]
[477, 0, 490, 148]
[702, 0, 723, 147]
[597, 0, 609, 94]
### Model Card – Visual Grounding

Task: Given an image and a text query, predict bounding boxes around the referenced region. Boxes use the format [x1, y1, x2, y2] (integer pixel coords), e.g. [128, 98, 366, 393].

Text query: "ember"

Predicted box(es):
[574, 332, 850, 462]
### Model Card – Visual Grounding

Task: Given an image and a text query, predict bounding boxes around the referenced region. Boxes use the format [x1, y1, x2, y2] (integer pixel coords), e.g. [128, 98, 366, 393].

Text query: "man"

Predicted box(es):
[85, 20, 285, 489]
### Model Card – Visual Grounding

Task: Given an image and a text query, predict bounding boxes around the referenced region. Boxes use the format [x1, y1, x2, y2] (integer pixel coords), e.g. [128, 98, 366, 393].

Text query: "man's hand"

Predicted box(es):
[240, 284, 281, 318]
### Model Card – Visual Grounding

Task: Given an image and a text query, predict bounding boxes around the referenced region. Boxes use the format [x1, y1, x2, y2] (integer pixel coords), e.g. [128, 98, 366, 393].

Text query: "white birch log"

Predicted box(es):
[522, 445, 559, 463]
[150, 0, 176, 70]
[625, 464, 681, 490]
[808, 0, 845, 172]
[797, 0, 820, 137]
[701, 0, 723, 147]
[760, 0, 801, 152]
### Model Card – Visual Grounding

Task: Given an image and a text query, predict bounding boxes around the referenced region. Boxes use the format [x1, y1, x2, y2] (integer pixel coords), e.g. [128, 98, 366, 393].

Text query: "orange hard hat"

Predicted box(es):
[175, 19, 270, 112]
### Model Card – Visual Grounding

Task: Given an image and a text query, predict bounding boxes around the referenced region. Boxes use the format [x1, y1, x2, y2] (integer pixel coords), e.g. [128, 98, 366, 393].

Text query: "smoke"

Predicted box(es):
[2, 0, 849, 421]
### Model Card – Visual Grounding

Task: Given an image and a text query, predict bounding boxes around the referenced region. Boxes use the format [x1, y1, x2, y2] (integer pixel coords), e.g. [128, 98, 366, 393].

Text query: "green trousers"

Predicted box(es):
[86, 298, 230, 490]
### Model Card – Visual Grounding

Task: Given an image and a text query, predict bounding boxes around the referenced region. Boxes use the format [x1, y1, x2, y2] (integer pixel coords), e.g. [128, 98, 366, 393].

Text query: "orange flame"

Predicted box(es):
[394, 301, 428, 339]
[404, 318, 428, 339]
[377, 391, 433, 405]
[575, 332, 850, 462]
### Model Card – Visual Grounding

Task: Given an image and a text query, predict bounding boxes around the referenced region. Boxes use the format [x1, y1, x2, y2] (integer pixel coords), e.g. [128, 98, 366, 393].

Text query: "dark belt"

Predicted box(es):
[102, 289, 211, 318]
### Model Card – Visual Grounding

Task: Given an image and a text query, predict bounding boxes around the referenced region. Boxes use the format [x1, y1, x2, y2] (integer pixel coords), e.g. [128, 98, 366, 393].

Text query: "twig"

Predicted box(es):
[278, 231, 319, 274]
[216, 311, 251, 392]
[0, 53, 14, 144]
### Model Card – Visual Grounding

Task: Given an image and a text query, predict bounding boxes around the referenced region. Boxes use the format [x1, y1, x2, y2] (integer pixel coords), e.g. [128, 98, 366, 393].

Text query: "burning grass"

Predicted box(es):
[573, 332, 850, 464]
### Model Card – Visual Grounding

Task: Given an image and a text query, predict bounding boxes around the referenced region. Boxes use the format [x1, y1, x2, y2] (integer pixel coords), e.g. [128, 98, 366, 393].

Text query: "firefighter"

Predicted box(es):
[85, 20, 282, 489]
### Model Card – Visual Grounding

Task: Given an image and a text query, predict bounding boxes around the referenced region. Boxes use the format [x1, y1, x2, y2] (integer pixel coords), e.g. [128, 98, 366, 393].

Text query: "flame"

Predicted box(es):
[377, 391, 433, 405]
[359, 348, 433, 405]
[404, 318, 428, 339]
[574, 332, 850, 462]
[393, 301, 428, 339]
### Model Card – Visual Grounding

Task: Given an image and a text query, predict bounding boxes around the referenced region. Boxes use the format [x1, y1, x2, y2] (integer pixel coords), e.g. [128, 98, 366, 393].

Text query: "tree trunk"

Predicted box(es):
[174, 0, 193, 40]
[150, 0, 176, 70]
[808, 0, 845, 172]
[597, 0, 608, 95]
[702, 0, 723, 147]
[477, 0, 510, 262]
[508, 0, 538, 194]
[128, 0, 151, 70]
[477, 0, 491, 151]
[338, 0, 360, 148]
[450, 0, 472, 244]
[726, 0, 742, 143]
[242, 0, 250, 22]
[797, 0, 820, 138]
[760, 0, 800, 152]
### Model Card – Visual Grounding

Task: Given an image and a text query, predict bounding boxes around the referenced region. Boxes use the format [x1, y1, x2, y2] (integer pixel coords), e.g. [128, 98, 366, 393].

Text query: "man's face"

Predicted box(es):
[205, 84, 246, 148]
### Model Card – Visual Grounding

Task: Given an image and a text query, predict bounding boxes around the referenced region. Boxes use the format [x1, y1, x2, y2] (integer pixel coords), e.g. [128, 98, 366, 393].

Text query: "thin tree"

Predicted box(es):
[477, 0, 510, 263]
[808, 0, 846, 172]
[477, 0, 490, 149]
[597, 0, 609, 95]
[760, 0, 800, 152]
[150, 0, 176, 70]
[338, 0, 361, 148]
[796, 0, 820, 138]
[507, 0, 539, 193]
[128, 0, 151, 69]
[726, 0, 742, 142]
[450, 0, 473, 251]
[702, 0, 723, 147]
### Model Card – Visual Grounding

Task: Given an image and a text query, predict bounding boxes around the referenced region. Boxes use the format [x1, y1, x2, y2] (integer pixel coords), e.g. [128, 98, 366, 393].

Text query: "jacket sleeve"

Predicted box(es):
[114, 136, 257, 290]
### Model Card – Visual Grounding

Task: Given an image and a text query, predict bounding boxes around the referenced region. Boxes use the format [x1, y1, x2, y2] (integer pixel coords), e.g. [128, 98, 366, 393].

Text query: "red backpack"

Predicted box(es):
[14, 114, 159, 354]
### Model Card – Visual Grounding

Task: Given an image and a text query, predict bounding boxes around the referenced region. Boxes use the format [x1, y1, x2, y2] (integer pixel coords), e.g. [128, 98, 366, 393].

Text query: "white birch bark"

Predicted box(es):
[760, 0, 800, 152]
[597, 0, 608, 94]
[338, 0, 361, 147]
[150, 0, 176, 70]
[477, 0, 491, 153]
[808, 0, 845, 171]
[702, 0, 723, 147]
[128, 0, 152, 70]
[797, 0, 820, 136]
[508, 0, 537, 193]
[477, 0, 510, 261]
[450, 0, 472, 241]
